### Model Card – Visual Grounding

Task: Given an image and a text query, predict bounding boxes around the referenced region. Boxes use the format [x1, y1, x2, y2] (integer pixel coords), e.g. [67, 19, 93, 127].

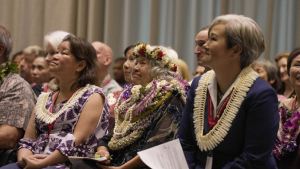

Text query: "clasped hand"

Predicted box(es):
[21, 154, 47, 169]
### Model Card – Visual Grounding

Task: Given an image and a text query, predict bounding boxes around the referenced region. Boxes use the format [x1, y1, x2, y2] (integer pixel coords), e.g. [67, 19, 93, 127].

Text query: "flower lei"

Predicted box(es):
[0, 61, 19, 84]
[108, 75, 189, 150]
[193, 66, 259, 151]
[273, 99, 300, 160]
[132, 43, 177, 72]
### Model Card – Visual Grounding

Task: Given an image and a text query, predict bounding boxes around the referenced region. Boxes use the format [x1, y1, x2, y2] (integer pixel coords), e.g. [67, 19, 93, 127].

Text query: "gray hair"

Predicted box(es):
[252, 59, 278, 82]
[209, 14, 265, 69]
[44, 30, 71, 49]
[148, 59, 176, 79]
[252, 59, 279, 90]
[0, 24, 13, 61]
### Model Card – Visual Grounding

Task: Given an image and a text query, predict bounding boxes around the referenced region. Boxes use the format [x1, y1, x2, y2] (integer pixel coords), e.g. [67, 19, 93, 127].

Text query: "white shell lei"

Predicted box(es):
[35, 84, 96, 124]
[193, 66, 259, 151]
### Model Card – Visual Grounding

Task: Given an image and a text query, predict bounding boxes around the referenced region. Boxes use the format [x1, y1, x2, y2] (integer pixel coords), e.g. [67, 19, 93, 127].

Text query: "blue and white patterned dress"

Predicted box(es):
[19, 85, 110, 169]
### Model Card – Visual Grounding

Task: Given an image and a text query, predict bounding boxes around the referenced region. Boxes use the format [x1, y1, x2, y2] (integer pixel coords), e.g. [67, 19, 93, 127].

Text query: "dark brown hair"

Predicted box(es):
[62, 35, 100, 89]
[287, 47, 300, 76]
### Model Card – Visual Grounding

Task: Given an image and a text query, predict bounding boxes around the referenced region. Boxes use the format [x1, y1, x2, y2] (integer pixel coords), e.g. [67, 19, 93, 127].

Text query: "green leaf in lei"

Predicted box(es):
[0, 61, 19, 84]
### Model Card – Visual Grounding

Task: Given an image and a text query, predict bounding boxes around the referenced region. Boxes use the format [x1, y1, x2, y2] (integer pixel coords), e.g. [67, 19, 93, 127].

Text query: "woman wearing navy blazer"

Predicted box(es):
[179, 14, 279, 169]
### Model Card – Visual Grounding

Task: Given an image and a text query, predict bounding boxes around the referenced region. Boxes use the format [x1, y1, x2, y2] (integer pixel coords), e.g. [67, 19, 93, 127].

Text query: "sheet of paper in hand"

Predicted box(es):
[138, 139, 188, 169]
[68, 156, 107, 164]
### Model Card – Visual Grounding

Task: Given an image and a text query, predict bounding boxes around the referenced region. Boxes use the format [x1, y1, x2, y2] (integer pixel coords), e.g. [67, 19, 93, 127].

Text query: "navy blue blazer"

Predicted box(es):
[179, 76, 279, 169]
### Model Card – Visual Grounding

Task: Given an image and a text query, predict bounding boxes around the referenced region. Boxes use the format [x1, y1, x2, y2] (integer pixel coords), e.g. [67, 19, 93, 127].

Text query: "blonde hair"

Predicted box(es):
[209, 14, 265, 69]
[23, 45, 45, 56]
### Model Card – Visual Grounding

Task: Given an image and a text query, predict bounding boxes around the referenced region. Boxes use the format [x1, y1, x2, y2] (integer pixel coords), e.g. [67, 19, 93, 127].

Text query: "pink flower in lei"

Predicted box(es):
[273, 106, 300, 160]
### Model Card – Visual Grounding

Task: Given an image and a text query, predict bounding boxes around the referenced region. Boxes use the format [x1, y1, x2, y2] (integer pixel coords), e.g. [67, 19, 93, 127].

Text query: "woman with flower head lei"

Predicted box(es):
[273, 47, 300, 169]
[72, 43, 189, 169]
[178, 14, 279, 168]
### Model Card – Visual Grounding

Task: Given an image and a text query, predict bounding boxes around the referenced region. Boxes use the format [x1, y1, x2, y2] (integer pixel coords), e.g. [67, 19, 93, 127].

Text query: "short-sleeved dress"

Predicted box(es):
[19, 85, 110, 169]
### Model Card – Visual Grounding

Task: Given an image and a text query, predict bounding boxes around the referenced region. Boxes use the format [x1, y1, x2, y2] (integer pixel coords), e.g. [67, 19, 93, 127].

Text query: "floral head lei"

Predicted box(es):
[132, 43, 178, 72]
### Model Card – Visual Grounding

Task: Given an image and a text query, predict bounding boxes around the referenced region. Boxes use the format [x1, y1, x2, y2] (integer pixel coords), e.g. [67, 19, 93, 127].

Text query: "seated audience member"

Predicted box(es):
[106, 46, 136, 133]
[31, 55, 54, 96]
[252, 59, 286, 101]
[193, 66, 205, 78]
[179, 14, 279, 168]
[43, 30, 71, 93]
[0, 35, 110, 169]
[276, 52, 295, 98]
[124, 45, 133, 58]
[177, 58, 191, 82]
[273, 47, 300, 169]
[113, 57, 127, 88]
[11, 51, 22, 66]
[194, 25, 211, 72]
[18, 46, 45, 86]
[72, 43, 189, 169]
[92, 41, 122, 96]
[107, 45, 136, 115]
[0, 24, 36, 150]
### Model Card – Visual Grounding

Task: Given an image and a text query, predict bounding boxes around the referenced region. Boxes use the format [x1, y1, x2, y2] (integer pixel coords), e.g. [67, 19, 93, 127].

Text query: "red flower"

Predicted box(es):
[133, 52, 136, 56]
[157, 51, 164, 60]
[139, 46, 146, 56]
[172, 65, 177, 72]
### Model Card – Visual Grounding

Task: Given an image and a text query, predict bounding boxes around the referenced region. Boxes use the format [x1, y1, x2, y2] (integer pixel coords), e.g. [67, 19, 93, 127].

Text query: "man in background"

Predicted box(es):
[0, 24, 36, 149]
[113, 57, 127, 88]
[92, 41, 122, 95]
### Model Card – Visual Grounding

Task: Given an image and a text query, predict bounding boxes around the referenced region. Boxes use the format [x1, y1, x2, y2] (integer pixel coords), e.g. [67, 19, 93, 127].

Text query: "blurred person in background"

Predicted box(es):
[92, 41, 122, 95]
[31, 55, 54, 96]
[276, 52, 295, 98]
[113, 57, 127, 88]
[18, 46, 45, 85]
[252, 59, 286, 101]
[11, 51, 22, 67]
[193, 66, 205, 77]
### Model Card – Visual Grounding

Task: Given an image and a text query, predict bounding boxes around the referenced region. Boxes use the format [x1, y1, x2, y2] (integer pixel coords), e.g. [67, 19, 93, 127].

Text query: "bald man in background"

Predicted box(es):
[92, 41, 122, 95]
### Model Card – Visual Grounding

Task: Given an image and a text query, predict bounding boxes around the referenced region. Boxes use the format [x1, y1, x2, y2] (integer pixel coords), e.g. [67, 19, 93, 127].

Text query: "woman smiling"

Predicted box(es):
[179, 14, 279, 168]
[72, 43, 189, 169]
[1, 35, 110, 169]
[273, 47, 300, 169]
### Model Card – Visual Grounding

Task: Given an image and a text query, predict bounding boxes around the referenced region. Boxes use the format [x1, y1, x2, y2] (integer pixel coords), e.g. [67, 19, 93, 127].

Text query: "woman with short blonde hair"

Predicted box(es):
[179, 14, 279, 168]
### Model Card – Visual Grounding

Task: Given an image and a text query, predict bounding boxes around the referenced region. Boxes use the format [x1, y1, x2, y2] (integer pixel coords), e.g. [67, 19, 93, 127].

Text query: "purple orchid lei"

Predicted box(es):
[273, 106, 300, 160]
[117, 75, 189, 119]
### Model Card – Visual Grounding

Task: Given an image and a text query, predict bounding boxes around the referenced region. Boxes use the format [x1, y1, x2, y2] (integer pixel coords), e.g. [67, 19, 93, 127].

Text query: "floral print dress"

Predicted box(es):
[19, 85, 110, 169]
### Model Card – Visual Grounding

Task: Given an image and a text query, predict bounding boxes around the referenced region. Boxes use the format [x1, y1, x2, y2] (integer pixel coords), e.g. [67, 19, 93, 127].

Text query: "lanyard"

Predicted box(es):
[207, 89, 233, 130]
[101, 78, 112, 88]
[43, 84, 48, 92]
[46, 89, 77, 139]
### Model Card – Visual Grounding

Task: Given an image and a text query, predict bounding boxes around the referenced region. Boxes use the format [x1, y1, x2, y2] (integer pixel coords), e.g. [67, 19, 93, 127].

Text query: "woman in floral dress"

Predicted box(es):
[72, 43, 189, 169]
[1, 35, 110, 169]
[273, 47, 300, 169]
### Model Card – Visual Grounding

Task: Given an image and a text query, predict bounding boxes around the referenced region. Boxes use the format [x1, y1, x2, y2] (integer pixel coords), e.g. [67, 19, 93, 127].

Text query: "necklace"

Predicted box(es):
[193, 66, 258, 151]
[273, 97, 300, 160]
[108, 75, 189, 150]
[35, 84, 96, 124]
